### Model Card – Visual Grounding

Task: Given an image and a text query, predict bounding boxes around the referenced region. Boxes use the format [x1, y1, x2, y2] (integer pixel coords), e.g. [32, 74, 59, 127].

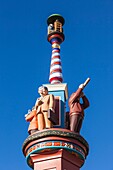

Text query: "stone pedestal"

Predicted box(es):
[22, 128, 89, 170]
[30, 148, 85, 170]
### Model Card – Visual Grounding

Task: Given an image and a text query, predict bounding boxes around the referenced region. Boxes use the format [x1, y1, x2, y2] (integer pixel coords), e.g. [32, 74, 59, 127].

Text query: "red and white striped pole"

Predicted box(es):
[47, 14, 65, 84]
[49, 37, 63, 84]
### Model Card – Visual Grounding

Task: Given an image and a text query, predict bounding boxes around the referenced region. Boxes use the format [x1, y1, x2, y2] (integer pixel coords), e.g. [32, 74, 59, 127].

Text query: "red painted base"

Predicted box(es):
[31, 149, 81, 170]
[22, 128, 89, 169]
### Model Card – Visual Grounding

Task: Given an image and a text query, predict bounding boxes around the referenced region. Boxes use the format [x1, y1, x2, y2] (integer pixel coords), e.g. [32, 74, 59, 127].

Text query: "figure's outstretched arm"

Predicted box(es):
[68, 87, 83, 105]
[69, 78, 90, 105]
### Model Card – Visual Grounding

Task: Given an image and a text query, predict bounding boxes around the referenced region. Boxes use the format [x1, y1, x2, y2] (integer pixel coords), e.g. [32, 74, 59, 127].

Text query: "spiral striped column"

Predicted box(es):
[49, 34, 63, 84]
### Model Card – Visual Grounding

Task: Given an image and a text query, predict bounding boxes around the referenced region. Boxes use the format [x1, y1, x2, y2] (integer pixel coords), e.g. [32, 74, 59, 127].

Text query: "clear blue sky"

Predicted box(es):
[0, 0, 113, 169]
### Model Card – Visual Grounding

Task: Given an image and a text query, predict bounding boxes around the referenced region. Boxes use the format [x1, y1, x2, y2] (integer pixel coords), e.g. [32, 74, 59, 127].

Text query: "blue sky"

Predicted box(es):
[0, 0, 113, 169]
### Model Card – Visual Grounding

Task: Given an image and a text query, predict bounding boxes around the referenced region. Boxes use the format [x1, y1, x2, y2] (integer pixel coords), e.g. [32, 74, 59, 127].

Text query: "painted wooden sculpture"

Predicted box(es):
[25, 86, 55, 133]
[68, 78, 90, 133]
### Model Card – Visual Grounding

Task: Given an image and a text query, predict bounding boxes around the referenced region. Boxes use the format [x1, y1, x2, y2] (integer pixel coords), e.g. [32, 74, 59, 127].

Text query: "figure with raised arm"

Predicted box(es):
[68, 78, 90, 133]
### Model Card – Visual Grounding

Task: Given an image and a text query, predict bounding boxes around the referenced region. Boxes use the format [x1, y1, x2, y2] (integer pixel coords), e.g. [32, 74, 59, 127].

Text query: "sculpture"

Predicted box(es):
[68, 78, 90, 133]
[25, 108, 38, 135]
[25, 86, 55, 133]
[35, 86, 55, 130]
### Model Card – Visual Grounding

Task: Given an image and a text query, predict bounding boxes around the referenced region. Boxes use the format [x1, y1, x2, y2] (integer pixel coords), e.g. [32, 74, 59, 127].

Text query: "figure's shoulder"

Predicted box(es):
[49, 94, 54, 98]
[48, 93, 54, 96]
[44, 94, 51, 98]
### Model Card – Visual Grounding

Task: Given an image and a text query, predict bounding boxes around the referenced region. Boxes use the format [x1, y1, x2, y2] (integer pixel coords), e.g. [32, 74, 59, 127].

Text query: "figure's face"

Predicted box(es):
[42, 88, 48, 96]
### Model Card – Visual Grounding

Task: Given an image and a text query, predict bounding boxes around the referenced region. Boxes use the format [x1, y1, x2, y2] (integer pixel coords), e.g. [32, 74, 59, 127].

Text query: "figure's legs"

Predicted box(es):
[77, 116, 83, 133]
[43, 111, 52, 128]
[70, 114, 79, 132]
[37, 113, 45, 130]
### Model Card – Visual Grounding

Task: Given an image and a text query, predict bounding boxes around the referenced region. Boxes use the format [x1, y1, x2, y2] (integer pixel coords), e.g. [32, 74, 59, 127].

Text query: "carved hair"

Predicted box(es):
[38, 86, 48, 91]
[43, 86, 48, 91]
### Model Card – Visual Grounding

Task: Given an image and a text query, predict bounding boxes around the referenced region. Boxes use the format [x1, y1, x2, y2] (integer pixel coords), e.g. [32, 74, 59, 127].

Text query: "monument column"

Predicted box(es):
[22, 14, 89, 170]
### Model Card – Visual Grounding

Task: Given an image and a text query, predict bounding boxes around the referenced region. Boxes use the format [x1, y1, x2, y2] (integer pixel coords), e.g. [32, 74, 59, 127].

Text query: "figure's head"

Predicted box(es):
[42, 86, 48, 96]
[38, 86, 48, 96]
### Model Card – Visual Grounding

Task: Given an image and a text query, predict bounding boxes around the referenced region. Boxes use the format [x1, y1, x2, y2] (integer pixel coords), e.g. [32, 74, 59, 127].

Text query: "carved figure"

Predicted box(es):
[25, 108, 38, 135]
[35, 86, 55, 130]
[49, 24, 54, 30]
[68, 78, 90, 133]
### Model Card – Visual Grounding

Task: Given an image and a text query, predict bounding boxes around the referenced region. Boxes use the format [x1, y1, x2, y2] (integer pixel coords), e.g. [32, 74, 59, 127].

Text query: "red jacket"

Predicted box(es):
[68, 88, 89, 117]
